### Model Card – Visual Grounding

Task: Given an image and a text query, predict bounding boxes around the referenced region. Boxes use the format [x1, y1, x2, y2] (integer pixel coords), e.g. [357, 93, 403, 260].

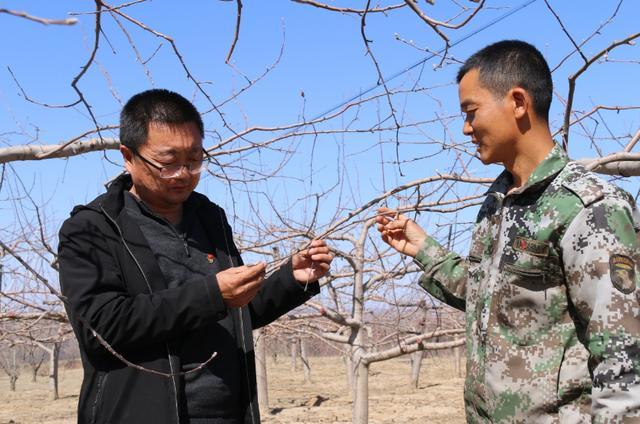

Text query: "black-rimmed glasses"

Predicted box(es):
[132, 149, 209, 179]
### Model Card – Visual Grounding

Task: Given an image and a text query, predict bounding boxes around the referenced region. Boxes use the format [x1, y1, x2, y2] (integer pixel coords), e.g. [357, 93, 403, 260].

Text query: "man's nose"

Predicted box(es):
[462, 121, 473, 136]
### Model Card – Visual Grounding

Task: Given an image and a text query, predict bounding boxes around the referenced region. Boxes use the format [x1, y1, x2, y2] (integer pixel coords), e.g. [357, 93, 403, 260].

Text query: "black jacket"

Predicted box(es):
[58, 174, 319, 424]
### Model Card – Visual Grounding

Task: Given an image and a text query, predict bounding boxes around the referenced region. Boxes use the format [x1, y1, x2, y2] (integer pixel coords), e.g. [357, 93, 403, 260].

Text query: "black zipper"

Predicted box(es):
[217, 208, 259, 424]
[100, 205, 181, 424]
[90, 372, 108, 424]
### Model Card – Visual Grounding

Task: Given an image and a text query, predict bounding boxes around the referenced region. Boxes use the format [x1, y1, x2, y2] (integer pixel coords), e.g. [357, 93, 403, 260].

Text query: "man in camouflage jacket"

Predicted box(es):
[377, 40, 640, 423]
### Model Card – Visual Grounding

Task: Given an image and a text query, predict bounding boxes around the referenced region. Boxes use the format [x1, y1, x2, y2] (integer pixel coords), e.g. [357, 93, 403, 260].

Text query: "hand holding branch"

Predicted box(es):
[375, 207, 427, 258]
[292, 239, 333, 284]
[217, 263, 266, 308]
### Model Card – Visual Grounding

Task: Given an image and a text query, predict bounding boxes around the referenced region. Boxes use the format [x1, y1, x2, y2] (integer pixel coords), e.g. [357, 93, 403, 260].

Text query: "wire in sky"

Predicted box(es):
[305, 0, 539, 125]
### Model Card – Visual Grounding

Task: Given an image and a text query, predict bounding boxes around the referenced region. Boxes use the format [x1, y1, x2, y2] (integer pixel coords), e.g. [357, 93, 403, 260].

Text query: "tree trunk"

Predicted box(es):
[289, 338, 298, 371]
[350, 230, 369, 424]
[253, 329, 268, 413]
[350, 315, 369, 424]
[409, 303, 429, 388]
[49, 342, 60, 400]
[410, 351, 423, 389]
[31, 355, 44, 383]
[454, 346, 462, 378]
[352, 360, 370, 424]
[343, 354, 353, 391]
[7, 349, 19, 391]
[299, 338, 311, 383]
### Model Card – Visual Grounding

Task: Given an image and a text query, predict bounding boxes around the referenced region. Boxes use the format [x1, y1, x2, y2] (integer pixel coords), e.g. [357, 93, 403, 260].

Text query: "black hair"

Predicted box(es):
[457, 40, 552, 121]
[119, 89, 204, 150]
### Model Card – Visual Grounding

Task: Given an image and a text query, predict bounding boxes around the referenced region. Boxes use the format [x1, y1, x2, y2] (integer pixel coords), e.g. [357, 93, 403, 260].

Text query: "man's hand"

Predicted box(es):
[375, 207, 427, 258]
[217, 263, 266, 308]
[292, 240, 333, 284]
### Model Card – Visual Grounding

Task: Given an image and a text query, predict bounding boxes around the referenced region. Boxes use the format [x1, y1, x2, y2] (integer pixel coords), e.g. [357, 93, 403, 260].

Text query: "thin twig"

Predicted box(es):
[291, 0, 406, 14]
[0, 8, 78, 25]
[543, 0, 587, 63]
[562, 32, 640, 149]
[225, 0, 243, 63]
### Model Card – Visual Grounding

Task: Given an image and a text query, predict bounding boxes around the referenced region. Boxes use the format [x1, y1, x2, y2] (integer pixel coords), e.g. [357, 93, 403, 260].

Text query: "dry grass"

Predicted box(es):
[0, 355, 465, 423]
[0, 366, 79, 424]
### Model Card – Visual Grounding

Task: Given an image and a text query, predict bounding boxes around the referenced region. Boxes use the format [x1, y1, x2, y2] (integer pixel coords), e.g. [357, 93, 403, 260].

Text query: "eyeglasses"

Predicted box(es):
[132, 149, 209, 179]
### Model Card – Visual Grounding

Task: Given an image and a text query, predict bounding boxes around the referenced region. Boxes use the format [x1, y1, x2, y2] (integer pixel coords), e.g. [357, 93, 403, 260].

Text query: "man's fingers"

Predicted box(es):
[305, 240, 331, 256]
[377, 207, 405, 220]
[375, 208, 394, 226]
[308, 252, 333, 264]
[232, 274, 263, 303]
[307, 239, 326, 248]
[220, 266, 245, 275]
[383, 220, 403, 231]
[237, 262, 266, 280]
[240, 276, 263, 294]
[226, 280, 262, 308]
[218, 264, 266, 308]
[306, 245, 331, 256]
[314, 261, 331, 273]
[296, 243, 331, 260]
[376, 208, 411, 231]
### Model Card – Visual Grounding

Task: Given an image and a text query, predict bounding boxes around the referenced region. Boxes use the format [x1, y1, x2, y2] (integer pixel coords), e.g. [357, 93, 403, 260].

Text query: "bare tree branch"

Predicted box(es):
[0, 8, 78, 26]
[225, 0, 243, 63]
[579, 152, 640, 176]
[0, 138, 119, 164]
[291, 0, 406, 14]
[562, 31, 640, 149]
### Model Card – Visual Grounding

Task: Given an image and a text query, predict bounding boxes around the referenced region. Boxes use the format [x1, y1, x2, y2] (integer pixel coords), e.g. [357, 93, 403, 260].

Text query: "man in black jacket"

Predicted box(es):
[58, 89, 333, 424]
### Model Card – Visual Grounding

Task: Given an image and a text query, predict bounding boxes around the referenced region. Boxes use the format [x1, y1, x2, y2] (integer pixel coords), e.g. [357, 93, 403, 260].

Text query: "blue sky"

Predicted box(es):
[1, 0, 638, 256]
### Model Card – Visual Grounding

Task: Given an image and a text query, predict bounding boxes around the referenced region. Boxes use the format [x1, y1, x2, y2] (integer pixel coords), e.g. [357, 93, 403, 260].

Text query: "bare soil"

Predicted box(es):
[0, 356, 465, 423]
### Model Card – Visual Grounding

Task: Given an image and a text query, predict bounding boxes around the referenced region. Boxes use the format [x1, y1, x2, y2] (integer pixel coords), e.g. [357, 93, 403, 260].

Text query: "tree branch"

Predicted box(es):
[0, 8, 78, 26]
[562, 31, 640, 149]
[0, 138, 119, 164]
[225, 0, 243, 63]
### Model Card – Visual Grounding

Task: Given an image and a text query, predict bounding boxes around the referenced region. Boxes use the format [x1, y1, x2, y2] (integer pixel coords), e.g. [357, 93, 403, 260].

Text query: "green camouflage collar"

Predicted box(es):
[489, 143, 568, 195]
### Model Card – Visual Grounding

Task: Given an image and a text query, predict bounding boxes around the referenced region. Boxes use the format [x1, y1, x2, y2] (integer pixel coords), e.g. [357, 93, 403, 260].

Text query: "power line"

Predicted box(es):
[305, 0, 539, 125]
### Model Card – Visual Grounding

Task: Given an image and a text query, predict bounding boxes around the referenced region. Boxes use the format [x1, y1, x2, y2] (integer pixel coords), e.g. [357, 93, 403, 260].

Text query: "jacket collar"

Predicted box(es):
[100, 173, 133, 219]
[77, 172, 235, 271]
[96, 173, 235, 273]
[487, 143, 568, 196]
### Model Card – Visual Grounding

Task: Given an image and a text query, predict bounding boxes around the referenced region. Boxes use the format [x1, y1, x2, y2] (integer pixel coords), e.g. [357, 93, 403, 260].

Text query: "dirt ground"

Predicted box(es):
[0, 356, 465, 423]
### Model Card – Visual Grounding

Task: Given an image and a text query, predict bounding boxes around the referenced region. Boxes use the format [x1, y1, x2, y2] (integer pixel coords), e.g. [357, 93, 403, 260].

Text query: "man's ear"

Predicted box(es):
[120, 145, 134, 173]
[511, 87, 529, 119]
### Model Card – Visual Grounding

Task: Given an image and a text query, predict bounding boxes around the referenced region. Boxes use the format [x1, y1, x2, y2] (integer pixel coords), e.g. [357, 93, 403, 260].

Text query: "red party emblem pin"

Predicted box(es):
[207, 253, 215, 264]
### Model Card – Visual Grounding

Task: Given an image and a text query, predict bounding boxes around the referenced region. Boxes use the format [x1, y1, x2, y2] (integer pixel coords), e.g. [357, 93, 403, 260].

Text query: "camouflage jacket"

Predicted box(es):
[415, 144, 640, 423]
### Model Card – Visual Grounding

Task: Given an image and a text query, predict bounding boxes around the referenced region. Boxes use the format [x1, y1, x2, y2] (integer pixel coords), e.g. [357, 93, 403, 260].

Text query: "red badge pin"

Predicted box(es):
[207, 253, 215, 264]
[520, 238, 527, 250]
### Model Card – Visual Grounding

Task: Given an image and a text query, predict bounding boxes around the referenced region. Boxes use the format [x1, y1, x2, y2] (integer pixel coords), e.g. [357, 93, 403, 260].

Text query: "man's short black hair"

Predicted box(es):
[457, 40, 552, 121]
[120, 89, 204, 150]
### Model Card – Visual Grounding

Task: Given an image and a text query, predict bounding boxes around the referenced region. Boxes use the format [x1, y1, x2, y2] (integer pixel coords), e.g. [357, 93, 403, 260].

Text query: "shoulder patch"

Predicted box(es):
[610, 254, 636, 294]
[560, 163, 605, 207]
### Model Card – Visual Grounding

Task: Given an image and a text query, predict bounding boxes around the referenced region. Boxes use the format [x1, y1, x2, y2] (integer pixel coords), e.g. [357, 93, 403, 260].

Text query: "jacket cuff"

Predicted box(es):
[414, 236, 449, 272]
[204, 274, 229, 321]
[281, 260, 320, 297]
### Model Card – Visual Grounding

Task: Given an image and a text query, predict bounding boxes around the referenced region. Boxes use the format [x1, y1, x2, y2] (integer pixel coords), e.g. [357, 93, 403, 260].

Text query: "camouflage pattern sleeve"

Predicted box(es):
[559, 196, 640, 422]
[415, 236, 467, 311]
